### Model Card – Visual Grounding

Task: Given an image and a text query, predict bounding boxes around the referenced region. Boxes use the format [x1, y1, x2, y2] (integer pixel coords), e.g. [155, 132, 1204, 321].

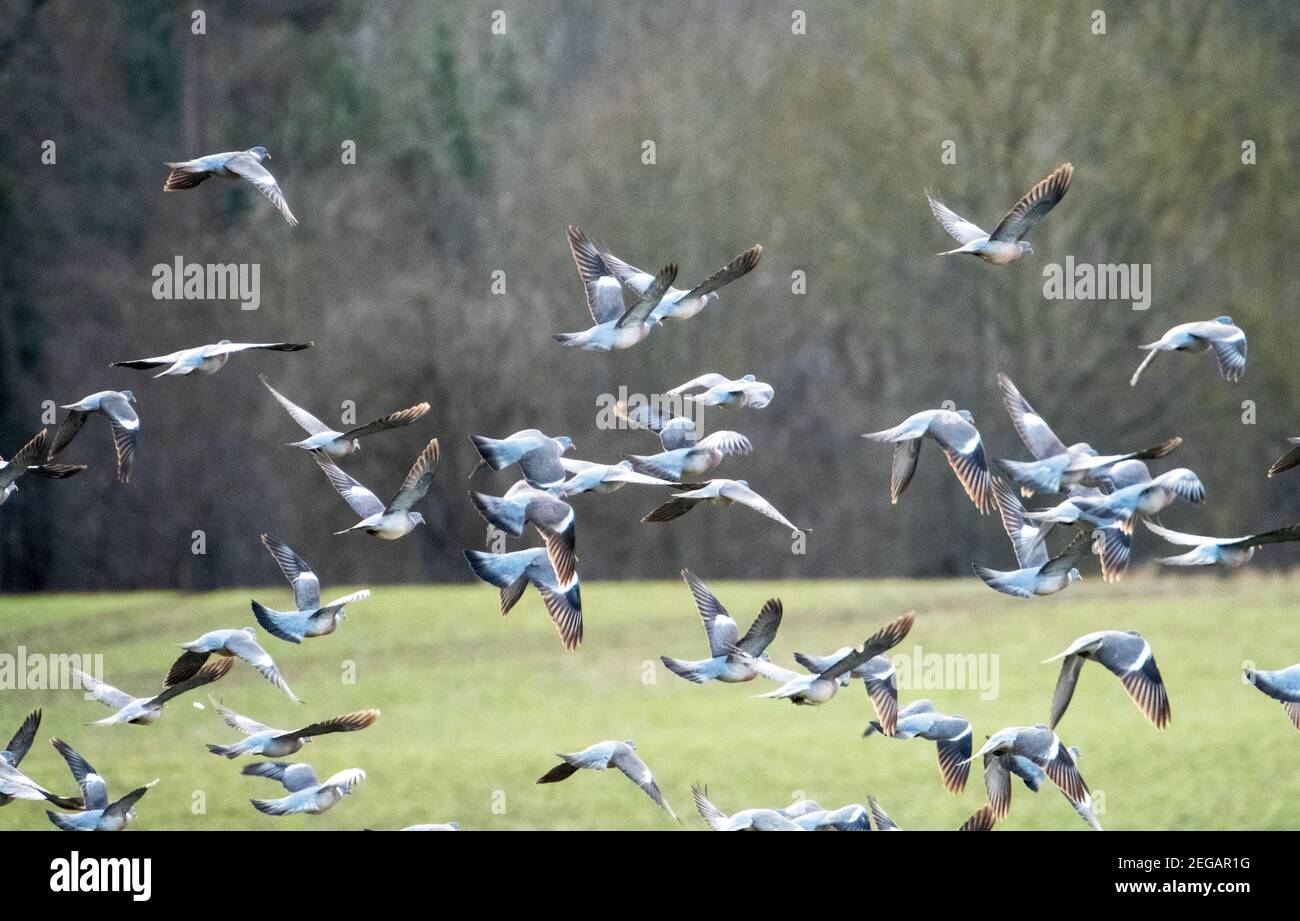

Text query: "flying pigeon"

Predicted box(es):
[252, 534, 370, 643]
[0, 712, 83, 810]
[246, 763, 366, 816]
[996, 373, 1181, 496]
[864, 409, 995, 514]
[793, 647, 898, 734]
[927, 163, 1073, 264]
[48, 390, 140, 484]
[1044, 630, 1170, 730]
[536, 739, 677, 821]
[571, 226, 763, 323]
[463, 547, 583, 650]
[1130, 317, 1246, 386]
[863, 699, 973, 793]
[786, 802, 873, 831]
[974, 479, 1089, 598]
[668, 373, 774, 409]
[205, 696, 379, 759]
[260, 375, 429, 458]
[558, 459, 676, 496]
[163, 146, 298, 225]
[46, 738, 158, 831]
[965, 725, 1099, 829]
[469, 430, 574, 489]
[314, 438, 439, 539]
[167, 627, 299, 701]
[111, 340, 313, 378]
[1244, 663, 1300, 731]
[735, 611, 914, 706]
[71, 659, 233, 726]
[1142, 519, 1300, 568]
[469, 480, 577, 585]
[552, 258, 677, 351]
[624, 430, 751, 482]
[691, 784, 805, 831]
[642, 479, 809, 535]
[660, 569, 783, 684]
[0, 429, 83, 505]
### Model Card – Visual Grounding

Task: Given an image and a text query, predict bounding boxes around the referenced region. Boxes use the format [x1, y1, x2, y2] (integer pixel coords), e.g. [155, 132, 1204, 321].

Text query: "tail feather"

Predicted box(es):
[660, 656, 709, 684]
[467, 493, 527, 536]
[251, 600, 302, 644]
[163, 167, 211, 191]
[469, 435, 515, 471]
[206, 743, 240, 759]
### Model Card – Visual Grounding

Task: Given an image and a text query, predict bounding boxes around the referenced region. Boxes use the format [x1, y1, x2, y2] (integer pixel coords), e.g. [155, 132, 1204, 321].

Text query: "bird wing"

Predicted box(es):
[682, 245, 763, 300]
[385, 438, 440, 514]
[49, 411, 88, 458]
[110, 348, 192, 370]
[1206, 331, 1247, 383]
[681, 569, 739, 657]
[958, 805, 996, 832]
[4, 710, 40, 765]
[1048, 655, 1086, 730]
[312, 451, 385, 518]
[530, 494, 578, 586]
[71, 669, 136, 710]
[731, 648, 801, 684]
[695, 430, 752, 457]
[535, 584, 584, 651]
[261, 534, 321, 610]
[342, 402, 431, 441]
[321, 768, 366, 793]
[208, 696, 272, 736]
[242, 761, 320, 792]
[281, 709, 380, 741]
[148, 657, 234, 706]
[1040, 530, 1091, 576]
[567, 226, 627, 325]
[819, 611, 914, 683]
[258, 374, 331, 435]
[983, 754, 1012, 820]
[935, 721, 973, 794]
[735, 599, 783, 657]
[996, 373, 1069, 460]
[205, 341, 313, 357]
[928, 414, 994, 514]
[1039, 736, 1091, 809]
[926, 192, 988, 244]
[101, 395, 139, 484]
[992, 475, 1048, 568]
[988, 163, 1073, 243]
[641, 496, 700, 523]
[1232, 522, 1300, 549]
[864, 661, 900, 737]
[1098, 637, 1171, 729]
[718, 481, 805, 532]
[103, 780, 157, 823]
[690, 784, 732, 830]
[224, 151, 298, 225]
[867, 796, 901, 831]
[224, 632, 296, 700]
[616, 263, 678, 329]
[610, 746, 675, 820]
[51, 738, 109, 810]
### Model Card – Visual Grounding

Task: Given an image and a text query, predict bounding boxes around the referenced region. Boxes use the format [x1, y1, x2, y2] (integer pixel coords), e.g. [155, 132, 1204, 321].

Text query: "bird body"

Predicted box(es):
[252, 535, 369, 643]
[249, 765, 366, 816]
[1142, 519, 1300, 568]
[668, 373, 774, 408]
[205, 697, 379, 759]
[470, 429, 574, 489]
[863, 699, 972, 793]
[537, 739, 676, 821]
[968, 725, 1099, 829]
[46, 738, 157, 831]
[558, 458, 674, 496]
[169, 626, 297, 700]
[260, 375, 428, 458]
[72, 659, 232, 726]
[1043, 630, 1170, 730]
[314, 438, 439, 539]
[463, 547, 583, 650]
[692, 784, 805, 831]
[553, 257, 677, 351]
[864, 408, 994, 513]
[642, 478, 807, 534]
[469, 479, 578, 586]
[625, 430, 751, 481]
[1244, 664, 1300, 730]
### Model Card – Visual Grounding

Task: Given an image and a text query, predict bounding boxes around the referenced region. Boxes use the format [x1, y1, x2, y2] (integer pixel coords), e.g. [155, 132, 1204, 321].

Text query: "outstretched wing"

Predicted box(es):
[567, 226, 627, 325]
[386, 438, 440, 514]
[682, 245, 763, 300]
[259, 374, 331, 435]
[261, 533, 321, 610]
[681, 569, 739, 657]
[281, 709, 380, 741]
[718, 481, 805, 533]
[996, 373, 1068, 460]
[208, 696, 272, 736]
[989, 163, 1073, 243]
[4, 709, 41, 765]
[736, 599, 783, 657]
[224, 151, 298, 226]
[926, 192, 988, 245]
[616, 263, 678, 329]
[312, 451, 385, 519]
[343, 402, 430, 441]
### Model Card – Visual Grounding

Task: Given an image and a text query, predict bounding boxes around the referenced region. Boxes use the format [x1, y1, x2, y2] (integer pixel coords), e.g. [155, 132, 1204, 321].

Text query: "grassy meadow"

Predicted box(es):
[0, 571, 1296, 830]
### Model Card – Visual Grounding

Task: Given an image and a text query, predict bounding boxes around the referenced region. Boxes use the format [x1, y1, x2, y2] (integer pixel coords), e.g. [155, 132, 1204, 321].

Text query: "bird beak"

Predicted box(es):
[265, 151, 272, 160]
[1040, 650, 1070, 664]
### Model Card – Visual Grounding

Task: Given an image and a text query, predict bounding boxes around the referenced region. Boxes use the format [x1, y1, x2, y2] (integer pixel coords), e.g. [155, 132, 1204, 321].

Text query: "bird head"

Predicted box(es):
[217, 339, 233, 346]
[1068, 568, 1083, 584]
[351, 439, 361, 452]
[957, 409, 975, 424]
[121, 390, 136, 404]
[555, 436, 575, 454]
[623, 740, 637, 750]
[1243, 667, 1259, 687]
[1019, 241, 1034, 256]
[1216, 315, 1234, 325]
[704, 292, 720, 307]
[250, 146, 271, 161]
[741, 373, 756, 382]
[410, 512, 426, 527]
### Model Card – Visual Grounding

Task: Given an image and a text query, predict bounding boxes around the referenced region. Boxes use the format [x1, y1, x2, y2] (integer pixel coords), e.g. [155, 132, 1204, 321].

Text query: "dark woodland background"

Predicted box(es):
[3, 0, 1300, 591]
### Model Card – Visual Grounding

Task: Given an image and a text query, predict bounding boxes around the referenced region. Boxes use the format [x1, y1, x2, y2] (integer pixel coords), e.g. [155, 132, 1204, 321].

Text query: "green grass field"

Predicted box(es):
[0, 572, 1296, 830]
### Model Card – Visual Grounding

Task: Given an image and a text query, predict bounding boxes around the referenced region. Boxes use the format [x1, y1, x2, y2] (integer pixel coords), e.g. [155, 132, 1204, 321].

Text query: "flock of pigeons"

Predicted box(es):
[2, 150, 1299, 832]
